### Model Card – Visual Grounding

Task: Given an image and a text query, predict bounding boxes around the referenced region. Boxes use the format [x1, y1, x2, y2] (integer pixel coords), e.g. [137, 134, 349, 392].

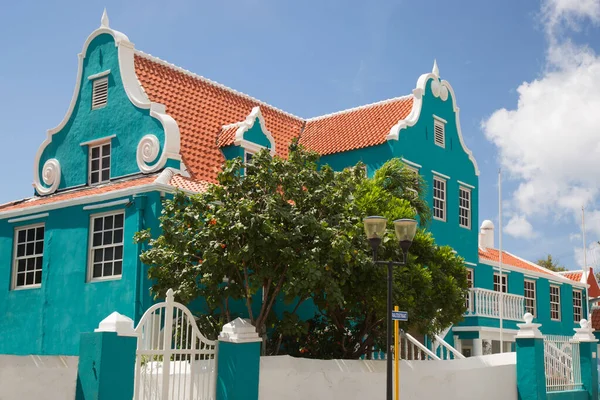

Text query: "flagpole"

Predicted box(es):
[499, 168, 504, 353]
[582, 206, 590, 320]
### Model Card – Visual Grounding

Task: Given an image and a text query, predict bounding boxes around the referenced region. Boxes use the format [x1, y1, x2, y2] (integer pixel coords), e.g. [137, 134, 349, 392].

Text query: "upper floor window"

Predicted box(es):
[550, 285, 561, 321]
[573, 289, 583, 322]
[92, 77, 109, 110]
[493, 273, 507, 293]
[524, 279, 536, 317]
[433, 116, 446, 148]
[13, 224, 44, 289]
[433, 177, 446, 221]
[89, 143, 111, 185]
[459, 187, 471, 229]
[466, 269, 474, 310]
[89, 212, 124, 281]
[244, 150, 254, 164]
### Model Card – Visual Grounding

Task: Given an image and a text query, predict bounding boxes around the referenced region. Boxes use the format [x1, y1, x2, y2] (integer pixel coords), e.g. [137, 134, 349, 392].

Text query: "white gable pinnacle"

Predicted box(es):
[432, 59, 439, 77]
[219, 318, 262, 343]
[95, 311, 136, 336]
[101, 9, 109, 28]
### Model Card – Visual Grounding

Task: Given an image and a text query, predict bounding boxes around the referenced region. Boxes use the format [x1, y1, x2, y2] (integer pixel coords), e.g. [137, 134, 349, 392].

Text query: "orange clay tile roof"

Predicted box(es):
[299, 96, 414, 155]
[134, 53, 305, 184]
[133, 52, 415, 182]
[559, 268, 600, 298]
[169, 175, 211, 193]
[560, 271, 583, 282]
[0, 175, 157, 213]
[479, 248, 555, 276]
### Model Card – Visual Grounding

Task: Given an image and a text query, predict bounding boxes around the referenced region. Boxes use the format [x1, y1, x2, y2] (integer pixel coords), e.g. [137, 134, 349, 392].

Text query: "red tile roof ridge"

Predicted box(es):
[134, 50, 304, 121]
[479, 246, 586, 284]
[305, 94, 413, 122]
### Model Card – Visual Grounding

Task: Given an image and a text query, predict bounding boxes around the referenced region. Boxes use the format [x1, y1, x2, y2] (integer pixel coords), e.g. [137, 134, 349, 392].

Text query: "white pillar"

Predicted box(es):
[473, 338, 483, 356]
[454, 335, 462, 353]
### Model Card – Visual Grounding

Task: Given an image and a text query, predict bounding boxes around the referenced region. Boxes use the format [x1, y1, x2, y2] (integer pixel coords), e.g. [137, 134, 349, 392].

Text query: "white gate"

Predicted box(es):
[133, 289, 218, 400]
[543, 334, 582, 392]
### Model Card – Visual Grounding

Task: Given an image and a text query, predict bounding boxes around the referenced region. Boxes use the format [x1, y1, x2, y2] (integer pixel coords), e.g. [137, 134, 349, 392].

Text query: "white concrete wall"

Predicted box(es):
[0, 355, 78, 400]
[259, 353, 517, 400]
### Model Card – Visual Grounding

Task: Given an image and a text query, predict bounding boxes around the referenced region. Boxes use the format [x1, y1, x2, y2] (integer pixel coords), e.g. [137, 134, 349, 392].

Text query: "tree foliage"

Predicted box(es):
[135, 145, 468, 358]
[536, 254, 567, 272]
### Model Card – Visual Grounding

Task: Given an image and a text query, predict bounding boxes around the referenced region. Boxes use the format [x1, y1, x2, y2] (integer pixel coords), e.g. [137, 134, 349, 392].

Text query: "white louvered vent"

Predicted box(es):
[92, 77, 109, 110]
[434, 118, 445, 148]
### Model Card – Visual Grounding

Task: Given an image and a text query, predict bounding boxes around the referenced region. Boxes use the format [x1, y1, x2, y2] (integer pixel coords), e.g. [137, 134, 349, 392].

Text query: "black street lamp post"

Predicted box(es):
[363, 216, 417, 400]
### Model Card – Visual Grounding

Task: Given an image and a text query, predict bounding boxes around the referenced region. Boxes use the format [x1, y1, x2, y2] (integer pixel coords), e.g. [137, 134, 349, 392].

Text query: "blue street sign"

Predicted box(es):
[392, 311, 408, 321]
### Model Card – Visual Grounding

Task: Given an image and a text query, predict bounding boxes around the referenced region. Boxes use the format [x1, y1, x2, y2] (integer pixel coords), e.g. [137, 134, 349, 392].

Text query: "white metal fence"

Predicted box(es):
[543, 335, 582, 392]
[133, 289, 218, 400]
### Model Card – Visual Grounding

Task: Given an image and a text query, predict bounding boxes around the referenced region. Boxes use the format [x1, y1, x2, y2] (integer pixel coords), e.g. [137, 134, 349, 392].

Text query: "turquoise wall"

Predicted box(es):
[37, 33, 170, 193]
[243, 118, 272, 149]
[320, 77, 478, 267]
[0, 191, 162, 355]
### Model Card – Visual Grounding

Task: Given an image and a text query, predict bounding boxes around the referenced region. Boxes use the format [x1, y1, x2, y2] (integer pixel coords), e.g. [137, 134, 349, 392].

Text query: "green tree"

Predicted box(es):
[536, 254, 567, 272]
[136, 145, 468, 358]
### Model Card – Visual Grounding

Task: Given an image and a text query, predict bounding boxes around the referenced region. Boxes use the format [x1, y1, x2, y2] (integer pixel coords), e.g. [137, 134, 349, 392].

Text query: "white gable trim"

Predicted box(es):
[228, 107, 276, 156]
[88, 69, 111, 80]
[32, 11, 181, 196]
[386, 62, 480, 176]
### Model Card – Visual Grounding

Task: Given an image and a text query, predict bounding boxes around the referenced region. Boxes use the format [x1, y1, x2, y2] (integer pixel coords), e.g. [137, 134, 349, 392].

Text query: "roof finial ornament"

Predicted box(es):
[432, 59, 440, 77]
[101, 8, 110, 28]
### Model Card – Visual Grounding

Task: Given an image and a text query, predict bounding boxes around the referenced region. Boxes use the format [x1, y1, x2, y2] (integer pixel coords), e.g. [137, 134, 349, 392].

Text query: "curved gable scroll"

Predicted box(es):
[33, 12, 181, 196]
[386, 63, 480, 176]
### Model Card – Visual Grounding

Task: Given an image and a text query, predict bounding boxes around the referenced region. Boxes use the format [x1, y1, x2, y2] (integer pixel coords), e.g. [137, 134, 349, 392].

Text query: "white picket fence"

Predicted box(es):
[543, 335, 582, 392]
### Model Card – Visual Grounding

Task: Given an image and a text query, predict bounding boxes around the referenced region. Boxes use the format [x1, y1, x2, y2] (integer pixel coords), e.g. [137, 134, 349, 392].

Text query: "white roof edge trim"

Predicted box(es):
[230, 107, 276, 156]
[306, 95, 413, 122]
[479, 255, 587, 288]
[386, 71, 480, 176]
[134, 50, 303, 121]
[0, 178, 198, 220]
[33, 18, 182, 197]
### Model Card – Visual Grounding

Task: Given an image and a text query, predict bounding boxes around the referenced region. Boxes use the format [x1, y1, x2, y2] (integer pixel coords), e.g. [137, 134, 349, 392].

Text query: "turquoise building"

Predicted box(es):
[0, 13, 590, 356]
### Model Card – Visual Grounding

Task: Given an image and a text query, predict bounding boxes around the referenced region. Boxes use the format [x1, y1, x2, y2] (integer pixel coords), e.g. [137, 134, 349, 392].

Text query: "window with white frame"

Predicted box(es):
[89, 143, 111, 185]
[13, 225, 44, 288]
[433, 177, 446, 221]
[92, 77, 109, 110]
[89, 212, 124, 280]
[573, 289, 583, 322]
[524, 279, 536, 317]
[434, 117, 445, 148]
[465, 269, 474, 310]
[550, 285, 561, 320]
[244, 150, 254, 164]
[493, 273, 508, 293]
[459, 187, 471, 229]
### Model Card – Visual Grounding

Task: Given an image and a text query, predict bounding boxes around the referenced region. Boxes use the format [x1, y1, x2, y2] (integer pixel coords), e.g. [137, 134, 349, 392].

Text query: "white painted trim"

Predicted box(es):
[87, 69, 111, 80]
[87, 209, 125, 283]
[83, 199, 130, 211]
[493, 268, 512, 274]
[433, 114, 447, 124]
[459, 186, 471, 230]
[465, 261, 477, 266]
[432, 175, 447, 222]
[0, 175, 198, 220]
[8, 213, 49, 224]
[524, 279, 537, 318]
[457, 180, 475, 189]
[401, 158, 422, 169]
[549, 284, 561, 321]
[88, 142, 111, 185]
[386, 70, 480, 176]
[11, 222, 45, 290]
[452, 326, 519, 334]
[524, 275, 539, 280]
[80, 134, 116, 147]
[480, 253, 587, 287]
[432, 170, 450, 179]
[228, 107, 276, 156]
[33, 14, 182, 195]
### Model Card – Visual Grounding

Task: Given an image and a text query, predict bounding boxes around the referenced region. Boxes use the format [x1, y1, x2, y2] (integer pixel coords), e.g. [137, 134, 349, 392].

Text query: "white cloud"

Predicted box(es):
[483, 0, 600, 240]
[504, 215, 537, 239]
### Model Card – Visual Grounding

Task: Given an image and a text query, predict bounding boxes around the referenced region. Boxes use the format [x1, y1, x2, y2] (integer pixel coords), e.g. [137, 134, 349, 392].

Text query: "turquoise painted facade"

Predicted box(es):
[0, 17, 591, 358]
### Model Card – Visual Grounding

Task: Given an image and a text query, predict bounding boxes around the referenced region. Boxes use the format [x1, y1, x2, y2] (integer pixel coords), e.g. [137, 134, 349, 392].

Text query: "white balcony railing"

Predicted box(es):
[465, 288, 525, 321]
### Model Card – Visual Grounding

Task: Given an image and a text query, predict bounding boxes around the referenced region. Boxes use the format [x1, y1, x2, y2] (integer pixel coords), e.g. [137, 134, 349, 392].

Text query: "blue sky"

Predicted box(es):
[1, 0, 599, 270]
